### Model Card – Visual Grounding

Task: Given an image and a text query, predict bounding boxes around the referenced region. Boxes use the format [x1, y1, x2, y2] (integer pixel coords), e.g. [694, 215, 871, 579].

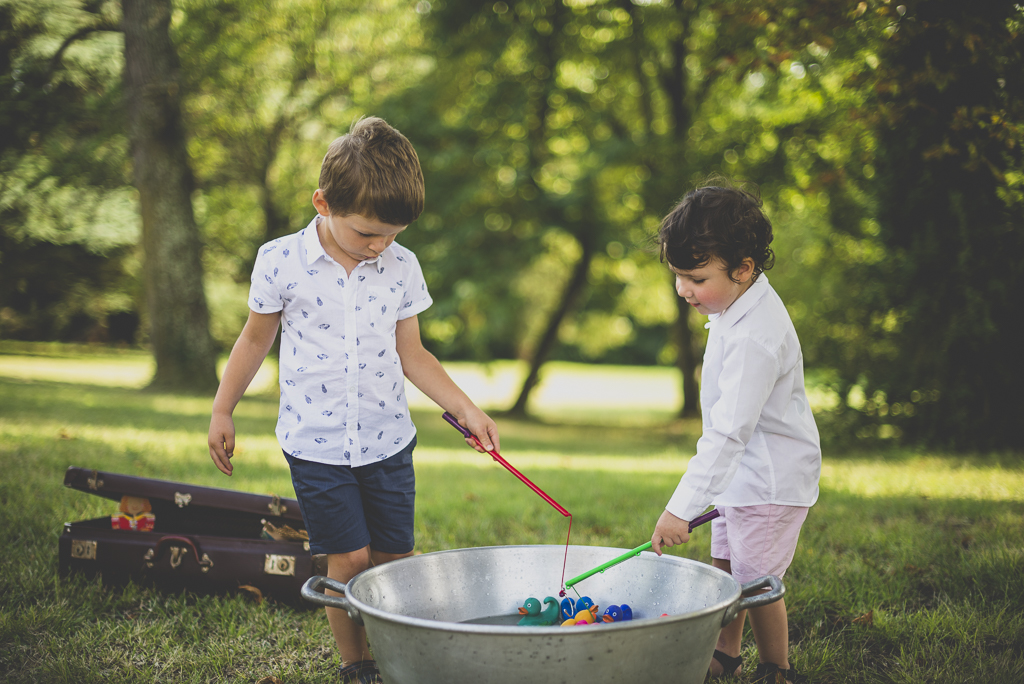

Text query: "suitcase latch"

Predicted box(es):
[264, 554, 296, 576]
[143, 537, 214, 573]
[268, 495, 287, 517]
[174, 492, 192, 508]
[170, 546, 188, 568]
[71, 540, 97, 560]
[87, 470, 104, 491]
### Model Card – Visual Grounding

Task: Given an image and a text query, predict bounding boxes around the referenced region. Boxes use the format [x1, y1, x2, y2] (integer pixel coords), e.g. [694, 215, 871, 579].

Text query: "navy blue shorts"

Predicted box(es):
[284, 437, 416, 555]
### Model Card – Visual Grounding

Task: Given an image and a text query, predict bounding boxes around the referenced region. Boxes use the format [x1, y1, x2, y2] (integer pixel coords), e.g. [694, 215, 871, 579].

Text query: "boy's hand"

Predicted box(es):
[650, 510, 691, 556]
[456, 407, 500, 454]
[208, 413, 237, 476]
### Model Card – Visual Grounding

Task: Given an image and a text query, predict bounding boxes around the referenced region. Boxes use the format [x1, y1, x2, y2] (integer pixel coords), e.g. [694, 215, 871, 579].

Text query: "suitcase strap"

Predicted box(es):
[143, 535, 214, 573]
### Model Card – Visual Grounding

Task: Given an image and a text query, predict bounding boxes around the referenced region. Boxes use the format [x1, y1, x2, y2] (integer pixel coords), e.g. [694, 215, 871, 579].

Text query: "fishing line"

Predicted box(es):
[442, 412, 575, 594]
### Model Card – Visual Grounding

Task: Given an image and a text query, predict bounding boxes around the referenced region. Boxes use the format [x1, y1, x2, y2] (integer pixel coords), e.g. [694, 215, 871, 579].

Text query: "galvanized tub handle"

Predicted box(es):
[301, 575, 364, 625]
[721, 575, 785, 627]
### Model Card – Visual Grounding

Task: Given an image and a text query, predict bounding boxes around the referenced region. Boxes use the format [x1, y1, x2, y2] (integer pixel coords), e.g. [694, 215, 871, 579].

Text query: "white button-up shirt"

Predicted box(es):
[666, 275, 821, 522]
[248, 217, 432, 467]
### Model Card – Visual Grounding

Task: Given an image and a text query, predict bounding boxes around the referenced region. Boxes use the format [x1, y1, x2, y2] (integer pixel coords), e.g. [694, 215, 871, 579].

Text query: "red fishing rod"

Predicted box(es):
[442, 412, 574, 592]
[442, 412, 570, 517]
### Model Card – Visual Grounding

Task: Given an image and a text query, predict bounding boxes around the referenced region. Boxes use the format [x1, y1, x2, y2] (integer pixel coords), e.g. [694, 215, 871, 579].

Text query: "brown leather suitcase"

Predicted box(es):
[59, 466, 325, 605]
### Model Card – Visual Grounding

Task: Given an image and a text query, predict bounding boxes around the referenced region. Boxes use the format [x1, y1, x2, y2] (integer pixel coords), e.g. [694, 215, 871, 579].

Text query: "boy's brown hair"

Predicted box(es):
[318, 117, 425, 226]
[658, 179, 775, 282]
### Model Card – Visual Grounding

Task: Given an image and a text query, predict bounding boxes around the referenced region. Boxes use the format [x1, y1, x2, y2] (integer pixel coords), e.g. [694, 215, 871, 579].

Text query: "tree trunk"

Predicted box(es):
[667, 0, 700, 418]
[123, 0, 218, 393]
[674, 291, 700, 417]
[507, 232, 596, 418]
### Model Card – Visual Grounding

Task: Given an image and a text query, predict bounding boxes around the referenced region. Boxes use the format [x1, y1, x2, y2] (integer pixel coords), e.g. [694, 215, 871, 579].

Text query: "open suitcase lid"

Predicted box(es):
[64, 466, 303, 523]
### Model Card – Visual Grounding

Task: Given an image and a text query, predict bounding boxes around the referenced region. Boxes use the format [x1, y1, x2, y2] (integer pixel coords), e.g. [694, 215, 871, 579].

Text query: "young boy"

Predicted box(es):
[208, 117, 499, 684]
[649, 182, 820, 684]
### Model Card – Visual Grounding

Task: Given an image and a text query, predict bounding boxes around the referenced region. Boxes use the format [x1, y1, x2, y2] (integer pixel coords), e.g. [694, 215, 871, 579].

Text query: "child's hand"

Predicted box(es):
[456, 407, 500, 454]
[650, 510, 691, 556]
[208, 413, 237, 476]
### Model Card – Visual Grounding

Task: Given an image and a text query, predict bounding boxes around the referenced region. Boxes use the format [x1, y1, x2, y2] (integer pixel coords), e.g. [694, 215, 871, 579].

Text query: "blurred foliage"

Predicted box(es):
[2, 0, 1022, 447]
[809, 0, 1024, 450]
[0, 0, 139, 342]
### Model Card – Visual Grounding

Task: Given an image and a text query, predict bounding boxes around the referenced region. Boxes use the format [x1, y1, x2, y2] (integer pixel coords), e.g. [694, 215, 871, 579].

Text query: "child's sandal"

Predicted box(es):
[339, 659, 383, 684]
[751, 662, 806, 684]
[707, 649, 743, 678]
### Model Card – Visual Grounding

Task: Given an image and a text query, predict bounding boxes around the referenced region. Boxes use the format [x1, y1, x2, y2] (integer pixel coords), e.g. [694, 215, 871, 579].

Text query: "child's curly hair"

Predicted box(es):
[658, 179, 775, 282]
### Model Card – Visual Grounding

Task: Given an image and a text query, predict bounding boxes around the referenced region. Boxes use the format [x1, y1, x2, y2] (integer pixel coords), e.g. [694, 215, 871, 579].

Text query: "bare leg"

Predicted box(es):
[325, 547, 373, 664]
[748, 597, 790, 669]
[709, 558, 745, 677]
[325, 547, 417, 665]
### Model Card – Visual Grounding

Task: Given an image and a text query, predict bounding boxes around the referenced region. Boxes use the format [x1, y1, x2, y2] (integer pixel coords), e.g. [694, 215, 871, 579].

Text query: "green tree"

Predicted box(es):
[0, 0, 138, 342]
[1, 0, 218, 389]
[123, 0, 218, 391]
[864, 0, 1023, 449]
[171, 0, 427, 349]
[393, 0, 857, 418]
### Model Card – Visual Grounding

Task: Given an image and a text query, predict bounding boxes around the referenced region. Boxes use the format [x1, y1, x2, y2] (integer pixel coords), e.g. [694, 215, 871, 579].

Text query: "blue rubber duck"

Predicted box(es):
[574, 596, 595, 615]
[518, 597, 560, 626]
[601, 604, 634, 623]
[601, 605, 623, 623]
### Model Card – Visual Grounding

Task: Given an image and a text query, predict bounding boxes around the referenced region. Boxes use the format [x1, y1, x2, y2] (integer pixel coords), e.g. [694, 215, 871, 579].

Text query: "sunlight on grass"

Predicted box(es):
[3, 350, 1021, 505]
[0, 353, 279, 394]
[411, 451, 1024, 503]
[822, 459, 1024, 502]
[0, 355, 156, 388]
[407, 360, 687, 420]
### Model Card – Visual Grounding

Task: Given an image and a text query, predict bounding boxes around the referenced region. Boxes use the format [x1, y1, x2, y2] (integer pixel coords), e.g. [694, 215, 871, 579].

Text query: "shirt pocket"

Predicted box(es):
[367, 285, 402, 331]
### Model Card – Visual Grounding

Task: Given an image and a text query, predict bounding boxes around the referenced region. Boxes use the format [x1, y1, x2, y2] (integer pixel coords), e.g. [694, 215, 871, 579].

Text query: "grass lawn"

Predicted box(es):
[1, 344, 1022, 683]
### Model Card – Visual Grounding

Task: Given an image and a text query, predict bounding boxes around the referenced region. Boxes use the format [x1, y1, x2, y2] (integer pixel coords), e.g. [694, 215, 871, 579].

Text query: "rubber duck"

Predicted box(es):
[574, 596, 595, 614]
[573, 608, 597, 625]
[518, 597, 560, 626]
[620, 604, 633, 621]
[601, 605, 622, 623]
[562, 608, 598, 626]
[560, 602, 600, 627]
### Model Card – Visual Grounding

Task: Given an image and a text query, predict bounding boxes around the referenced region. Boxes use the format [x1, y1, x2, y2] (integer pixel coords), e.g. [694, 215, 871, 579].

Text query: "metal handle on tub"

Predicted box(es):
[301, 575, 364, 625]
[721, 575, 785, 627]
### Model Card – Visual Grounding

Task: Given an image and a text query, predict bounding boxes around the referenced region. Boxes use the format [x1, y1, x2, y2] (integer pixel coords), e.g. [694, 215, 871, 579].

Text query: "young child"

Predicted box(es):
[649, 182, 820, 684]
[208, 117, 499, 684]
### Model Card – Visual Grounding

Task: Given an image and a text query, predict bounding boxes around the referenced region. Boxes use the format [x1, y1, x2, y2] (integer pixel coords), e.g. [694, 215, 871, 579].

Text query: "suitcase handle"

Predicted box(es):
[301, 575, 364, 625]
[143, 535, 214, 573]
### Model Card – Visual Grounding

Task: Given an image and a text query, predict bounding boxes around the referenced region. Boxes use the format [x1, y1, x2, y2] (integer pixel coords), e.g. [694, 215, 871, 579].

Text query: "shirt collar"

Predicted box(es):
[303, 216, 386, 274]
[303, 216, 327, 264]
[709, 274, 770, 330]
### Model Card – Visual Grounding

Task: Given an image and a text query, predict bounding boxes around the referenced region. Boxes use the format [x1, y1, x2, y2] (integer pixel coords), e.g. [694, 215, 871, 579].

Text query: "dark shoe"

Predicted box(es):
[751, 662, 806, 684]
[707, 649, 743, 679]
[339, 659, 382, 684]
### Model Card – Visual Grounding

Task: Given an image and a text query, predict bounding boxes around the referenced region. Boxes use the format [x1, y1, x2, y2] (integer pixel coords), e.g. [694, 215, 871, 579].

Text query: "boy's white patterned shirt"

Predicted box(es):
[248, 217, 432, 467]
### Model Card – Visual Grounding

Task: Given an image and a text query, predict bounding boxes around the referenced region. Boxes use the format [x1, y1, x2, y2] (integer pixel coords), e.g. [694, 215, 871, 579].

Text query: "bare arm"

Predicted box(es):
[208, 309, 281, 475]
[395, 315, 500, 453]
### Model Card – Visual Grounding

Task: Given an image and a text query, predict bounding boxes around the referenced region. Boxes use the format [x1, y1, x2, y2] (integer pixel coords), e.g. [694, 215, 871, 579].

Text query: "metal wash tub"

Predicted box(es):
[302, 545, 783, 684]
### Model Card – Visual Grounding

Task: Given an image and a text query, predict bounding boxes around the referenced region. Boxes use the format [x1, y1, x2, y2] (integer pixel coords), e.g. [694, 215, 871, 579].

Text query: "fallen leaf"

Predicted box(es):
[238, 585, 264, 604]
[256, 677, 284, 684]
[853, 610, 873, 626]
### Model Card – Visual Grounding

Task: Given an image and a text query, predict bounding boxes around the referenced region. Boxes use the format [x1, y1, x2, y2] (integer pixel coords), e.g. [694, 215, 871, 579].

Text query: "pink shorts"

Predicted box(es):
[710, 504, 809, 584]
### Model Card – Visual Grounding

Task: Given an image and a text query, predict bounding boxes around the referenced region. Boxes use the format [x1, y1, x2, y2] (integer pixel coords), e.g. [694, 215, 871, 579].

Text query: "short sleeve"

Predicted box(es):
[248, 242, 284, 314]
[396, 249, 432, 320]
